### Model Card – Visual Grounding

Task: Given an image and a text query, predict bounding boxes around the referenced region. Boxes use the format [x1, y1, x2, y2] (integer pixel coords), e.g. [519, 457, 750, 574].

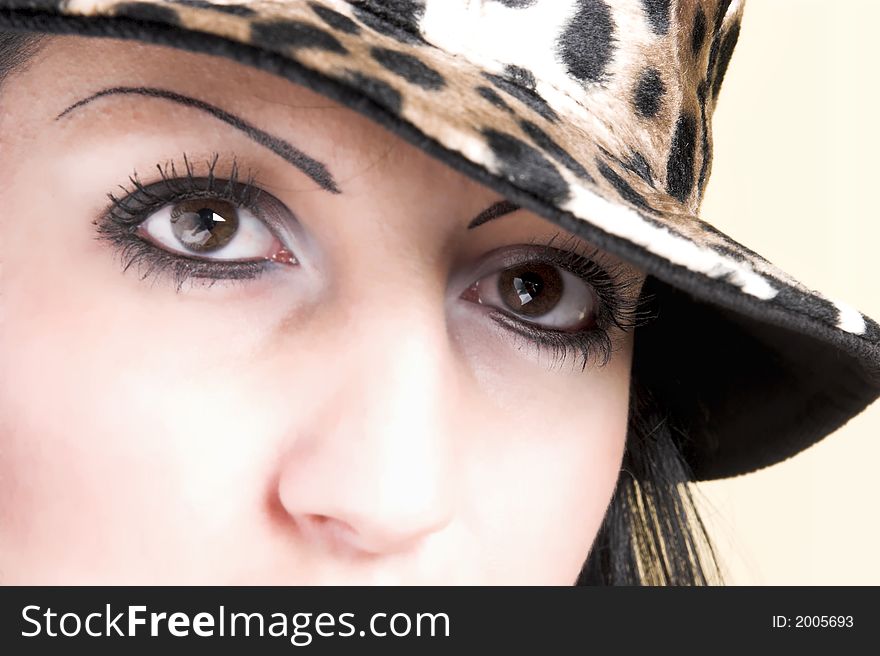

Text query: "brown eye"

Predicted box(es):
[465, 260, 598, 331]
[138, 195, 283, 262]
[170, 198, 239, 252]
[498, 262, 563, 317]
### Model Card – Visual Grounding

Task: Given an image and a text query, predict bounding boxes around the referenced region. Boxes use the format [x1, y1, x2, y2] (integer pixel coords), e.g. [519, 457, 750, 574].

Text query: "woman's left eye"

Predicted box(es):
[463, 260, 598, 332]
[139, 197, 281, 261]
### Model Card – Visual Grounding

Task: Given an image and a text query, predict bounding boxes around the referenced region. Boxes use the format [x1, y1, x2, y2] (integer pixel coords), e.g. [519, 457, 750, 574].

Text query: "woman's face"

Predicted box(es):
[0, 35, 644, 584]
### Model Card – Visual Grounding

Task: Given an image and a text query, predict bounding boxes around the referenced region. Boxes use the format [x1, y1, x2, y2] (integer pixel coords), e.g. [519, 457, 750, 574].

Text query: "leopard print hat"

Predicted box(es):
[2, 0, 878, 480]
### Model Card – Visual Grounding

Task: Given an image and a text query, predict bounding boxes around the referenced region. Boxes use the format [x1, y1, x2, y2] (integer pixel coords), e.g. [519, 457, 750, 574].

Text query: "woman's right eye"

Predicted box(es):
[462, 259, 600, 333]
[457, 242, 644, 370]
[138, 196, 290, 263]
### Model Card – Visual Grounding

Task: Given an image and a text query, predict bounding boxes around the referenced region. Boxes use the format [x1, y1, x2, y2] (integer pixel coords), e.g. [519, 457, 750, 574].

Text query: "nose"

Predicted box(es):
[276, 301, 460, 557]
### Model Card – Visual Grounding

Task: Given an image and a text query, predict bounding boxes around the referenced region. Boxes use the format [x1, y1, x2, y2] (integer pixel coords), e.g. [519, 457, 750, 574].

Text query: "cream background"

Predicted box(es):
[695, 0, 879, 584]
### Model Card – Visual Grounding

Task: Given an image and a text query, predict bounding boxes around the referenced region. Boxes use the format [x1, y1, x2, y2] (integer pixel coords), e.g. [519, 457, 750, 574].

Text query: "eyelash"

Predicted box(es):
[95, 153, 651, 371]
[481, 233, 650, 372]
[96, 151, 272, 291]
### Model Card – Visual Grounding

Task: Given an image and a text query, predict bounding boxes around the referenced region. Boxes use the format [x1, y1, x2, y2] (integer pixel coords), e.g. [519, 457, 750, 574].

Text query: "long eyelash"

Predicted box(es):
[489, 231, 656, 373]
[94, 151, 268, 291]
[102, 151, 263, 226]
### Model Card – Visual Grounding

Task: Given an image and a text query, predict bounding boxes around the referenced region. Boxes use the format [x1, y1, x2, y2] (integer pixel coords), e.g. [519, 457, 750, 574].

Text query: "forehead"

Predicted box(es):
[38, 35, 334, 102]
[16, 36, 411, 164]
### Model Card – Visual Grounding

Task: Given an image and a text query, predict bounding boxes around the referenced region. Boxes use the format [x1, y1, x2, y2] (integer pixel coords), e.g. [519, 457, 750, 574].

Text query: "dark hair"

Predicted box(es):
[0, 30, 47, 90]
[0, 27, 721, 586]
[577, 371, 722, 585]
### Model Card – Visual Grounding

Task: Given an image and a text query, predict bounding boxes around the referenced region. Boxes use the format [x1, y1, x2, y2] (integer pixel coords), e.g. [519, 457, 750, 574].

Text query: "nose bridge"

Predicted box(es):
[340, 300, 453, 472]
[277, 278, 461, 554]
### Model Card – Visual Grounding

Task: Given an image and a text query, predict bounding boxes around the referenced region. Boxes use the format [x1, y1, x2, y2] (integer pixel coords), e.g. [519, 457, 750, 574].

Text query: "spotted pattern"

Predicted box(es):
[476, 85, 514, 113]
[520, 119, 595, 183]
[634, 67, 665, 118]
[597, 159, 655, 213]
[113, 2, 180, 22]
[626, 151, 654, 186]
[309, 2, 361, 34]
[712, 20, 741, 99]
[370, 46, 445, 89]
[482, 129, 571, 204]
[692, 6, 707, 56]
[251, 18, 348, 53]
[667, 113, 699, 203]
[350, 0, 425, 45]
[556, 0, 616, 84]
[483, 69, 559, 122]
[10, 0, 878, 479]
[33, 0, 870, 343]
[640, 0, 671, 35]
[493, 0, 538, 7]
[170, 0, 255, 16]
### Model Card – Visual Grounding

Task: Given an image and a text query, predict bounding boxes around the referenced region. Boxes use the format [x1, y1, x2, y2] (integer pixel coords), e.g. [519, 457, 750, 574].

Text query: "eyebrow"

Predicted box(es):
[467, 200, 520, 229]
[55, 87, 518, 229]
[54, 86, 341, 194]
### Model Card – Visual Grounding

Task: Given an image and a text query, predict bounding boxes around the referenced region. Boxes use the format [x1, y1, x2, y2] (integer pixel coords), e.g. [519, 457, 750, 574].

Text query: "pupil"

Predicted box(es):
[513, 272, 543, 305]
[170, 199, 239, 252]
[197, 207, 215, 226]
[498, 262, 562, 317]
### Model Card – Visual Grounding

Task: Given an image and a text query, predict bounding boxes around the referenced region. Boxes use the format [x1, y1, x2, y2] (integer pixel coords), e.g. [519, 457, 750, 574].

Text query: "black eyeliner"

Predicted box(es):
[96, 152, 288, 291]
[55, 86, 341, 195]
[469, 233, 651, 371]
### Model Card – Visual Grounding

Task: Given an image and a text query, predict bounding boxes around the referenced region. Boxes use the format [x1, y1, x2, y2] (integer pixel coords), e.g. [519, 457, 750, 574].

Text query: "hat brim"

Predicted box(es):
[2, 0, 878, 480]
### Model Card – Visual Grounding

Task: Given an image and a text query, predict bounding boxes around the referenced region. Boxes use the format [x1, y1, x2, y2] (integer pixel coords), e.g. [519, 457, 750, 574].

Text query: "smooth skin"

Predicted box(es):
[0, 35, 644, 584]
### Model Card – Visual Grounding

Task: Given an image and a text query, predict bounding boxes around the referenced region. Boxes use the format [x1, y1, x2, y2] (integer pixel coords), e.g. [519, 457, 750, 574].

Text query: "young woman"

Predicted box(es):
[0, 0, 877, 585]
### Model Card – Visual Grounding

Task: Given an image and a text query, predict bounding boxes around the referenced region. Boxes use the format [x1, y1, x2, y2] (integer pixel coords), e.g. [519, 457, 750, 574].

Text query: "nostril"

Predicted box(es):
[296, 513, 363, 556]
[310, 514, 330, 527]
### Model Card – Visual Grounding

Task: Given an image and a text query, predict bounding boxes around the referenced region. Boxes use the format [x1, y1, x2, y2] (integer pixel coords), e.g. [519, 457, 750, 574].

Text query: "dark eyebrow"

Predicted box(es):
[54, 86, 341, 194]
[467, 200, 520, 229]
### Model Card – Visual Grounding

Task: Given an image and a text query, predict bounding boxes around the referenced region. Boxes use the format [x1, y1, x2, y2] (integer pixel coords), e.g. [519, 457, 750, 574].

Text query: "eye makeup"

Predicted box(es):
[95, 151, 649, 371]
[463, 234, 649, 372]
[96, 152, 296, 291]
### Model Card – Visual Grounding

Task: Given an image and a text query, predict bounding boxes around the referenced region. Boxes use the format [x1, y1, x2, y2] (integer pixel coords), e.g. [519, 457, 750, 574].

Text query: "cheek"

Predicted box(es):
[0, 167, 296, 580]
[473, 389, 629, 584]
[0, 286, 279, 581]
[454, 313, 632, 584]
